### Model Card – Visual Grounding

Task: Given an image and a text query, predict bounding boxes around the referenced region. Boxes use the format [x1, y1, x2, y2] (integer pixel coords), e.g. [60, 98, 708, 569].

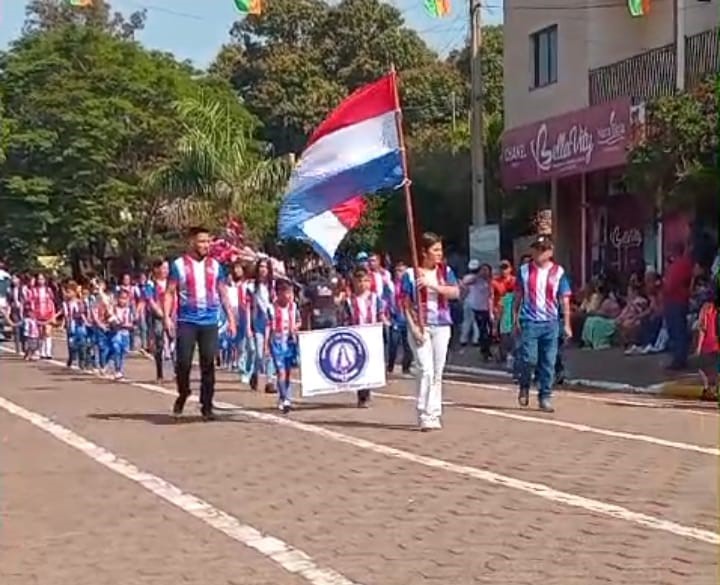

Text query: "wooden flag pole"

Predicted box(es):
[389, 65, 425, 330]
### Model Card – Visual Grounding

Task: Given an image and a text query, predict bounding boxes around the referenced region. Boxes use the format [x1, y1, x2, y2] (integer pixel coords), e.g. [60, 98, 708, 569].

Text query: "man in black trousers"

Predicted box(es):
[164, 227, 235, 420]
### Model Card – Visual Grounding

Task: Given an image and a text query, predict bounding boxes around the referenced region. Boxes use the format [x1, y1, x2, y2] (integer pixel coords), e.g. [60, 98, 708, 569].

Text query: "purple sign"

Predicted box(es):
[501, 98, 631, 190]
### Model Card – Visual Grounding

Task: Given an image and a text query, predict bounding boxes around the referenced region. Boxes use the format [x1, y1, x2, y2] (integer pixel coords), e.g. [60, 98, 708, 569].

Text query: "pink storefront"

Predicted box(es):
[500, 98, 655, 287]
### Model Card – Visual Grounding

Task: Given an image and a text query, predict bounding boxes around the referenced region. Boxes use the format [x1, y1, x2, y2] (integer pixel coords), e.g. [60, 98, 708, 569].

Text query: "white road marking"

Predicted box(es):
[0, 394, 363, 585]
[3, 351, 716, 546]
[370, 392, 720, 456]
[429, 378, 718, 416]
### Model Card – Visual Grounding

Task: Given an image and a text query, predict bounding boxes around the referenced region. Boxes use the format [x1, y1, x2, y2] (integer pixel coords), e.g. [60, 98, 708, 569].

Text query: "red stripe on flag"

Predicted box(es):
[305, 73, 398, 148]
[331, 195, 366, 229]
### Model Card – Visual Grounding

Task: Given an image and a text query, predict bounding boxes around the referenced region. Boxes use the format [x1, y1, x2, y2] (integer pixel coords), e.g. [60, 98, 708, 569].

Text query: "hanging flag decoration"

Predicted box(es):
[68, 0, 93, 6]
[234, 0, 263, 15]
[424, 0, 450, 18]
[627, 0, 651, 17]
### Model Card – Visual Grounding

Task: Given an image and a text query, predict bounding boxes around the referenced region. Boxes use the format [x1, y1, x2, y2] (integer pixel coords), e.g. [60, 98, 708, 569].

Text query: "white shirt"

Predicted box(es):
[462, 274, 491, 312]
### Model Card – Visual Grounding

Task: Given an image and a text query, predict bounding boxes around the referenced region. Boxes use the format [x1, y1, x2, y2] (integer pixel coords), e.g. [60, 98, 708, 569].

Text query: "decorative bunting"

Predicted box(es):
[424, 0, 450, 18]
[627, 0, 651, 17]
[234, 0, 263, 15]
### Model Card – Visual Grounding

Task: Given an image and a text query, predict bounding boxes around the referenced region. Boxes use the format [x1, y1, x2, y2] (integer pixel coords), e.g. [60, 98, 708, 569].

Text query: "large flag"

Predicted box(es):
[278, 73, 404, 262]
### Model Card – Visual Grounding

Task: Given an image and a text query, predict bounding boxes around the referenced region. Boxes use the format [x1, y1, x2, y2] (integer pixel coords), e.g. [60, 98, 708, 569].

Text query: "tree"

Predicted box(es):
[448, 25, 504, 119]
[0, 23, 198, 270]
[148, 93, 291, 245]
[23, 0, 145, 39]
[627, 77, 718, 216]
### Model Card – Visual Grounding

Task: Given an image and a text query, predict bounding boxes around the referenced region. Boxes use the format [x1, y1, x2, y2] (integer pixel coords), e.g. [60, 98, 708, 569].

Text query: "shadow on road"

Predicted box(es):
[87, 412, 237, 425]
[451, 402, 532, 413]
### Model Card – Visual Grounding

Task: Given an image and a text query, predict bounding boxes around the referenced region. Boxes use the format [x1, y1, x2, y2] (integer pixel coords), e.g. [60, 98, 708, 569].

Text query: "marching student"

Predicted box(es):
[248, 257, 276, 393]
[146, 260, 173, 383]
[63, 282, 89, 369]
[344, 266, 385, 408]
[387, 260, 412, 375]
[226, 261, 252, 380]
[108, 290, 134, 380]
[265, 278, 301, 414]
[89, 279, 113, 372]
[22, 305, 41, 361]
[30, 273, 57, 359]
[400, 232, 460, 431]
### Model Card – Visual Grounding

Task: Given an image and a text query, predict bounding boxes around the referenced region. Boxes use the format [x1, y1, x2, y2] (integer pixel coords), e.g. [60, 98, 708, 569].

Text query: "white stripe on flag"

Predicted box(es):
[287, 111, 399, 192]
[301, 210, 350, 260]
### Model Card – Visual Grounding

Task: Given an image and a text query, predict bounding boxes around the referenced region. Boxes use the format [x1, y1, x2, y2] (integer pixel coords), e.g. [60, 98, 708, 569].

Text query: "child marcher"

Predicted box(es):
[22, 306, 40, 361]
[696, 295, 719, 401]
[63, 282, 89, 369]
[387, 261, 412, 375]
[109, 290, 134, 380]
[344, 266, 384, 408]
[266, 279, 300, 414]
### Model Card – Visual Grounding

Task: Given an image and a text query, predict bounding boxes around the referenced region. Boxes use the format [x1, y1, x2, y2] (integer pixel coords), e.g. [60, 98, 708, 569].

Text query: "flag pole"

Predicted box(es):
[389, 64, 425, 330]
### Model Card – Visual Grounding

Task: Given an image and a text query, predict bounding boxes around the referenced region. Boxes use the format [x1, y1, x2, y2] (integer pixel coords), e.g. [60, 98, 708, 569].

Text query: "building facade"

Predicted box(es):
[501, 0, 719, 286]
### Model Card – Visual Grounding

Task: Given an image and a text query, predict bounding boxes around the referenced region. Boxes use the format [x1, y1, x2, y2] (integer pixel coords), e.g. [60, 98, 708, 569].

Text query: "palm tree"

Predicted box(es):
[148, 93, 291, 242]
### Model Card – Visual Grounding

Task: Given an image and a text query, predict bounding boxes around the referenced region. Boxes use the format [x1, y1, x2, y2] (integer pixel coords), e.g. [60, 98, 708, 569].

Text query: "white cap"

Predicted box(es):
[467, 259, 480, 271]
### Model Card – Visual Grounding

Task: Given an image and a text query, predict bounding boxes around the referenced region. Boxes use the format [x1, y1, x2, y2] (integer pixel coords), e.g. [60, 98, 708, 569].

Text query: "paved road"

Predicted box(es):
[0, 343, 717, 585]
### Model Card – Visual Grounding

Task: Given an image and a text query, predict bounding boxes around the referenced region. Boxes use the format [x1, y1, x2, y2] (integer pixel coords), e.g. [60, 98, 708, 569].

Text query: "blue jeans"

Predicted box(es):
[664, 301, 689, 368]
[111, 330, 131, 375]
[518, 320, 560, 399]
[253, 331, 276, 381]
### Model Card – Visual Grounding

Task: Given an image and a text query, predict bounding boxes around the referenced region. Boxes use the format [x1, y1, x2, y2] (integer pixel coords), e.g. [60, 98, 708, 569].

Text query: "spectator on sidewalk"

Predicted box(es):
[664, 243, 693, 370]
[616, 283, 649, 346]
[580, 286, 621, 350]
[513, 235, 572, 413]
[462, 261, 494, 360]
[459, 260, 480, 347]
[695, 291, 718, 401]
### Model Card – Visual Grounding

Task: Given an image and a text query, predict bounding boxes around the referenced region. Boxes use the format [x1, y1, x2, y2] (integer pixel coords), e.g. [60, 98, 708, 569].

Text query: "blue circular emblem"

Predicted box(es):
[317, 329, 368, 385]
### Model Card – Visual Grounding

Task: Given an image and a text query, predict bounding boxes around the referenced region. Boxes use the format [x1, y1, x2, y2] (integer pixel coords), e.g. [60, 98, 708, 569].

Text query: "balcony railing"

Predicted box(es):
[589, 27, 719, 105]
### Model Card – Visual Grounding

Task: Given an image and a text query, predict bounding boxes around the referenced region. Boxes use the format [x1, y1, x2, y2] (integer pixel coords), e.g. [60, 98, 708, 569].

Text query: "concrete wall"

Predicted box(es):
[503, 0, 720, 130]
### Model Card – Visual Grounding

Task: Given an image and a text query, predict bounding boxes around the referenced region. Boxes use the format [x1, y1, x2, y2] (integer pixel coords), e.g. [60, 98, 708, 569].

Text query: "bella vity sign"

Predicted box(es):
[500, 98, 631, 190]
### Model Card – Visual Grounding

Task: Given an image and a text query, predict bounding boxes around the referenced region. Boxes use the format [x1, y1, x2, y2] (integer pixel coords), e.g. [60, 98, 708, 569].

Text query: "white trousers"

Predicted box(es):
[408, 325, 451, 424]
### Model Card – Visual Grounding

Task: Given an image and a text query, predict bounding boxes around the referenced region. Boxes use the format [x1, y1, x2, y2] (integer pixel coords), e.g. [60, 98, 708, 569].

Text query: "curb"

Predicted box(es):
[445, 364, 701, 399]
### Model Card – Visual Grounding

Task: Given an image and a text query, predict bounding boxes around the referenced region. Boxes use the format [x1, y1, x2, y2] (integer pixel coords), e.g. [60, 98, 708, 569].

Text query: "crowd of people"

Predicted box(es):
[454, 240, 720, 402]
[2, 226, 717, 427]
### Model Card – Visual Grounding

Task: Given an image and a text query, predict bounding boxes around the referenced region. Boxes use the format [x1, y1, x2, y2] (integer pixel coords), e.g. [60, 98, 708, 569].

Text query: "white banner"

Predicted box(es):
[298, 324, 386, 397]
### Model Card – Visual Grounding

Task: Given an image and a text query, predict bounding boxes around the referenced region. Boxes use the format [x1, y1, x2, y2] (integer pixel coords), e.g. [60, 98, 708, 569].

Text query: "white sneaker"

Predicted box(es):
[624, 345, 639, 356]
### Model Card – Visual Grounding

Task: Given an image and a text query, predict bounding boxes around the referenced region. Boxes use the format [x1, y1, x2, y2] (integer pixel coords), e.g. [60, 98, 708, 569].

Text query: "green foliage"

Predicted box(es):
[627, 76, 718, 213]
[148, 93, 291, 245]
[0, 0, 508, 272]
[0, 4, 281, 272]
[214, 0, 505, 254]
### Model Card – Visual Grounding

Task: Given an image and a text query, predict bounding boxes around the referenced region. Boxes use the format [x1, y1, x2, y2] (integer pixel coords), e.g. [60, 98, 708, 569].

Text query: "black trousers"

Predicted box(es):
[175, 322, 219, 409]
[150, 318, 166, 380]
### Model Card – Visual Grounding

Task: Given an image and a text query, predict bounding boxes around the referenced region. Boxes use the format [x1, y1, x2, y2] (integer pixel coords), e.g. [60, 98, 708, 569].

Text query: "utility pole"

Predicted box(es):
[469, 0, 486, 227]
[673, 0, 685, 92]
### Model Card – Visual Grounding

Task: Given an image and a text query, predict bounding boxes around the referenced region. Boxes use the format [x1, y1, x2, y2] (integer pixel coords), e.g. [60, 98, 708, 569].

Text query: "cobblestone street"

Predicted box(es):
[1, 343, 717, 585]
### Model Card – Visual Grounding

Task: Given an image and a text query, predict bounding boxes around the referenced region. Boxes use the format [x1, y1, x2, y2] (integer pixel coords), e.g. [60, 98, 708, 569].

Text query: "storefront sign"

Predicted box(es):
[610, 226, 642, 249]
[501, 98, 631, 190]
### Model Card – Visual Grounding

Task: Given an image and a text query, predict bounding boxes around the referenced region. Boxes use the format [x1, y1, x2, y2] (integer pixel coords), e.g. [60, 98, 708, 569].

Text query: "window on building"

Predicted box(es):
[530, 25, 558, 89]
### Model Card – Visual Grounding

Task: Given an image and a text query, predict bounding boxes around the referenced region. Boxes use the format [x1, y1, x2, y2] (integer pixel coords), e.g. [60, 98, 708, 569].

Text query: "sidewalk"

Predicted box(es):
[447, 345, 707, 398]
